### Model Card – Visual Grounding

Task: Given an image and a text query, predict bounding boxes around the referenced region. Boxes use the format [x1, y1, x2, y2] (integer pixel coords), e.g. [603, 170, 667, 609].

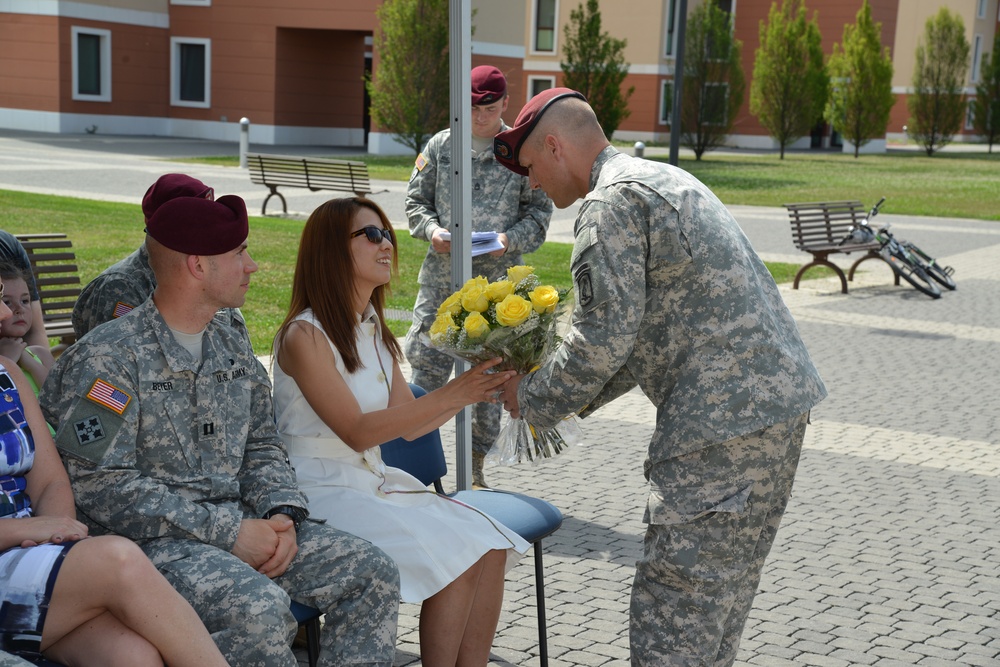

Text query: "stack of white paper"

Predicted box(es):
[439, 231, 504, 256]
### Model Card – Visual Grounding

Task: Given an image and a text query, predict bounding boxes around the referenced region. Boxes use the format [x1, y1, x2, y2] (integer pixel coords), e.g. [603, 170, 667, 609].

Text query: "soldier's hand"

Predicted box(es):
[487, 232, 509, 257]
[231, 518, 280, 570]
[500, 374, 524, 418]
[430, 228, 451, 253]
[257, 516, 299, 578]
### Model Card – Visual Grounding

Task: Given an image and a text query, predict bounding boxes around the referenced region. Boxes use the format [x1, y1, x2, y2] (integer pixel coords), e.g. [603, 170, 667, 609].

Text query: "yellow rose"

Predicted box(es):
[486, 279, 514, 302]
[461, 284, 489, 312]
[506, 265, 535, 286]
[462, 276, 489, 291]
[437, 291, 463, 316]
[428, 312, 456, 344]
[463, 312, 491, 339]
[529, 285, 560, 314]
[495, 294, 533, 327]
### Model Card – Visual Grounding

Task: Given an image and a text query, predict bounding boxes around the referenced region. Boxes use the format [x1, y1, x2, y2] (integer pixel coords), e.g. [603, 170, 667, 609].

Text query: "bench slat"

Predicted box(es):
[247, 152, 373, 215]
[15, 233, 80, 346]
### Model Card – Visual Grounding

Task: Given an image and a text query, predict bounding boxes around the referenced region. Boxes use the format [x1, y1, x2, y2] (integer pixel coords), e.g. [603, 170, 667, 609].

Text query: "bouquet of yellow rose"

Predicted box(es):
[422, 265, 580, 465]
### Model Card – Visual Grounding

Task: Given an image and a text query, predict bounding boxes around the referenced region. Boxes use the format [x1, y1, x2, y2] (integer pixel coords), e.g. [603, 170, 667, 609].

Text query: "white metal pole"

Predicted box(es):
[449, 0, 473, 490]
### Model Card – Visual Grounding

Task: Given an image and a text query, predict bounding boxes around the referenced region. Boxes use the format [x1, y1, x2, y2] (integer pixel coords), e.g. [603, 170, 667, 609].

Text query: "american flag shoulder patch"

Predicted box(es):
[112, 302, 134, 318]
[415, 153, 428, 171]
[86, 378, 132, 415]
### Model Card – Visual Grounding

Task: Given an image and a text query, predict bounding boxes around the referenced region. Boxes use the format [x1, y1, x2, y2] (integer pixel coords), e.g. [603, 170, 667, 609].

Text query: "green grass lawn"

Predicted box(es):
[0, 188, 802, 350]
[188, 147, 1000, 220]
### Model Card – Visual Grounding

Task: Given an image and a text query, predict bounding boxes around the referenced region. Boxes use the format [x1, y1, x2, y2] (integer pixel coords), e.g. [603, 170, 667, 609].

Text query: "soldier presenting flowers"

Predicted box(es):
[492, 88, 828, 666]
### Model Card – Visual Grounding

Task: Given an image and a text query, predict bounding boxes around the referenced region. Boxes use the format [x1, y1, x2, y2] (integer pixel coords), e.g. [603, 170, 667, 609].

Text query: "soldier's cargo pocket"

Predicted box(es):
[645, 482, 753, 525]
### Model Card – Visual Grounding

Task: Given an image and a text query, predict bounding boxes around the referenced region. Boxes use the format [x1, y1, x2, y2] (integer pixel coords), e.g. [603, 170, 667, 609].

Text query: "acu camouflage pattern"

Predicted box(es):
[516, 146, 827, 665]
[404, 125, 552, 453]
[71, 244, 250, 347]
[41, 299, 400, 667]
[0, 651, 32, 667]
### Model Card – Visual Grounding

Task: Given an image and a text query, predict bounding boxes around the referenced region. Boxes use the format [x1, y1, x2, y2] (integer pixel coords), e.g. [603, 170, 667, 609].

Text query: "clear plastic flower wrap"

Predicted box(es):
[420, 265, 580, 465]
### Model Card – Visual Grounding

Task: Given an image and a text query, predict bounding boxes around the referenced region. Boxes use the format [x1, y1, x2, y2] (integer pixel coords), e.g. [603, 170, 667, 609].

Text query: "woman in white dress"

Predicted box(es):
[272, 197, 530, 667]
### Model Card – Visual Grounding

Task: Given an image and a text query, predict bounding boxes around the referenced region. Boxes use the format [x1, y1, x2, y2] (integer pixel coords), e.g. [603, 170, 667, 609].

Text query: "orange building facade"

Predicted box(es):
[0, 0, 996, 153]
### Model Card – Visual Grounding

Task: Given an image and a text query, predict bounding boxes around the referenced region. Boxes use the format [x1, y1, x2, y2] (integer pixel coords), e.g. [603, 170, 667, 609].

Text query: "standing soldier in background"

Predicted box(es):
[405, 65, 553, 487]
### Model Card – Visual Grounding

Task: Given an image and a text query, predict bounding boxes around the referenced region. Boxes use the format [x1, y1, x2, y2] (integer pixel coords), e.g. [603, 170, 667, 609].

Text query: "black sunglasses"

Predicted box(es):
[351, 226, 393, 244]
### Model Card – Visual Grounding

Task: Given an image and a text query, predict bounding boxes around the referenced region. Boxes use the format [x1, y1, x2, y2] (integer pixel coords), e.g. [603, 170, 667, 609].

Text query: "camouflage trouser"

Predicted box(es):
[404, 283, 501, 457]
[0, 652, 32, 666]
[630, 412, 809, 667]
[144, 521, 400, 667]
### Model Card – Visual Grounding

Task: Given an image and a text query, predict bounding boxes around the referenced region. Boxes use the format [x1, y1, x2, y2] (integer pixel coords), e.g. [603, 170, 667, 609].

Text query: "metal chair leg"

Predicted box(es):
[534, 540, 549, 667]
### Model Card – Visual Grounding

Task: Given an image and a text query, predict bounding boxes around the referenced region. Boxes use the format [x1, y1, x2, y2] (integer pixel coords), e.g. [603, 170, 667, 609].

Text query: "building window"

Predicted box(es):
[528, 76, 556, 99]
[977, 0, 986, 19]
[966, 99, 976, 130]
[171, 0, 211, 5]
[171, 38, 211, 108]
[972, 34, 983, 82]
[665, 0, 679, 57]
[659, 80, 674, 125]
[533, 0, 558, 53]
[72, 27, 111, 102]
[703, 82, 730, 126]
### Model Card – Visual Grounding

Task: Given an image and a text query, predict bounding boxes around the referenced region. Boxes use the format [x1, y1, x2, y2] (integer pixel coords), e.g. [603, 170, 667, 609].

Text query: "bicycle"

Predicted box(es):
[840, 197, 956, 299]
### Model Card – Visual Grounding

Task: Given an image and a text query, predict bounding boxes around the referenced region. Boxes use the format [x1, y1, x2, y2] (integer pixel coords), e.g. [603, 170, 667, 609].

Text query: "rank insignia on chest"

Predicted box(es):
[86, 378, 132, 415]
[112, 302, 134, 318]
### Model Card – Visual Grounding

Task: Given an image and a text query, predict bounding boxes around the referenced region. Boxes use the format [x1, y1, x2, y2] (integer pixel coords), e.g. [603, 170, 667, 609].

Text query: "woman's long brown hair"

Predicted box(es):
[274, 197, 403, 374]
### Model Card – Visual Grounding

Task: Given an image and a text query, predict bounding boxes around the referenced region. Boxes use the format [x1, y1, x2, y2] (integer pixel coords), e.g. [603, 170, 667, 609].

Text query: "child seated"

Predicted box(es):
[0, 262, 52, 394]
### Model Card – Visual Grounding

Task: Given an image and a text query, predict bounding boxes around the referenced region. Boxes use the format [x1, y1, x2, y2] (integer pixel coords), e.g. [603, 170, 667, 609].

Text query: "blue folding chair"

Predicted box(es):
[379, 385, 563, 667]
[290, 600, 322, 667]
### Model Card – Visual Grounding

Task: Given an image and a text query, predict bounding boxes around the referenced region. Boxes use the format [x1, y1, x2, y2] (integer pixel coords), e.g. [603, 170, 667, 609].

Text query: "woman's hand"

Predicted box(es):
[15, 515, 90, 548]
[0, 337, 27, 363]
[449, 358, 516, 406]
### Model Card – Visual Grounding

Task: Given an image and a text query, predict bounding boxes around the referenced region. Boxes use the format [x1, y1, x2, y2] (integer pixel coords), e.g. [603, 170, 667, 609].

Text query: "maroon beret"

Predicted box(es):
[493, 88, 587, 176]
[471, 66, 507, 106]
[142, 173, 214, 222]
[146, 195, 249, 256]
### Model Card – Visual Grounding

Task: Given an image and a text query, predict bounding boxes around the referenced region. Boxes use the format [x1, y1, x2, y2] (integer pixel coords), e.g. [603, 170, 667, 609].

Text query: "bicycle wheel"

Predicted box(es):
[885, 247, 942, 298]
[903, 242, 957, 290]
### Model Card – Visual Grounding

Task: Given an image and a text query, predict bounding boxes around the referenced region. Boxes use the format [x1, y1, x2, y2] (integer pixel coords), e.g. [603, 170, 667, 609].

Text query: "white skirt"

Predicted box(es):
[288, 439, 529, 603]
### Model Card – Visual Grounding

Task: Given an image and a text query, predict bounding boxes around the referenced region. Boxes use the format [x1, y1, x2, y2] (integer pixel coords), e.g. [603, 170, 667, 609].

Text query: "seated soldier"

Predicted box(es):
[42, 193, 400, 667]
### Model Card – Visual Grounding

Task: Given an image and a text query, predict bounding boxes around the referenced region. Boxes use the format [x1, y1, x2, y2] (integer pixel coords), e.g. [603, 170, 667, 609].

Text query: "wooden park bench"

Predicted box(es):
[15, 233, 82, 348]
[783, 200, 896, 294]
[247, 152, 376, 215]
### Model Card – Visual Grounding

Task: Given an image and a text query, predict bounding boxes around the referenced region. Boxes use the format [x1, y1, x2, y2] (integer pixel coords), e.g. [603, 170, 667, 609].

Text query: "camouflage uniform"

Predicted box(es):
[0, 651, 32, 667]
[515, 147, 828, 666]
[404, 125, 552, 461]
[72, 244, 251, 347]
[41, 300, 400, 667]
[71, 245, 156, 338]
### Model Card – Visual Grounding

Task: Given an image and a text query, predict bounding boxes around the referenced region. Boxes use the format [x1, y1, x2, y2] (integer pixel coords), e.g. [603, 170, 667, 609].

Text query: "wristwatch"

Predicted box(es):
[263, 505, 308, 529]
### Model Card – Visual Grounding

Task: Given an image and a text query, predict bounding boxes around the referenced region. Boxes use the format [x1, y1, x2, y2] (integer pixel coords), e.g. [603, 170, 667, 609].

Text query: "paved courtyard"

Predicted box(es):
[0, 130, 996, 666]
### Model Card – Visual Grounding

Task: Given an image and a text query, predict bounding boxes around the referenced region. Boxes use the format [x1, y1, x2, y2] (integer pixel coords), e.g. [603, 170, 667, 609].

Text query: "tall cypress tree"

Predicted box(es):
[971, 33, 1000, 153]
[681, 2, 746, 160]
[749, 0, 828, 159]
[366, 0, 450, 156]
[824, 0, 895, 158]
[561, 0, 634, 138]
[907, 7, 970, 156]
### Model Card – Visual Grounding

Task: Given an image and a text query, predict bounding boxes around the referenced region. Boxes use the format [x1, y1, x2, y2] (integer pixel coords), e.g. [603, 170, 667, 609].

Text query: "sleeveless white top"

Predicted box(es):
[272, 307, 528, 602]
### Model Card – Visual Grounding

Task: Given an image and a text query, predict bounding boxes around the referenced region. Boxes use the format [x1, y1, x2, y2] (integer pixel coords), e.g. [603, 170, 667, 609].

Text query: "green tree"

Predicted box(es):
[561, 0, 634, 138]
[824, 0, 895, 158]
[907, 7, 970, 156]
[366, 0, 450, 156]
[680, 2, 746, 160]
[971, 33, 1000, 153]
[749, 0, 828, 159]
